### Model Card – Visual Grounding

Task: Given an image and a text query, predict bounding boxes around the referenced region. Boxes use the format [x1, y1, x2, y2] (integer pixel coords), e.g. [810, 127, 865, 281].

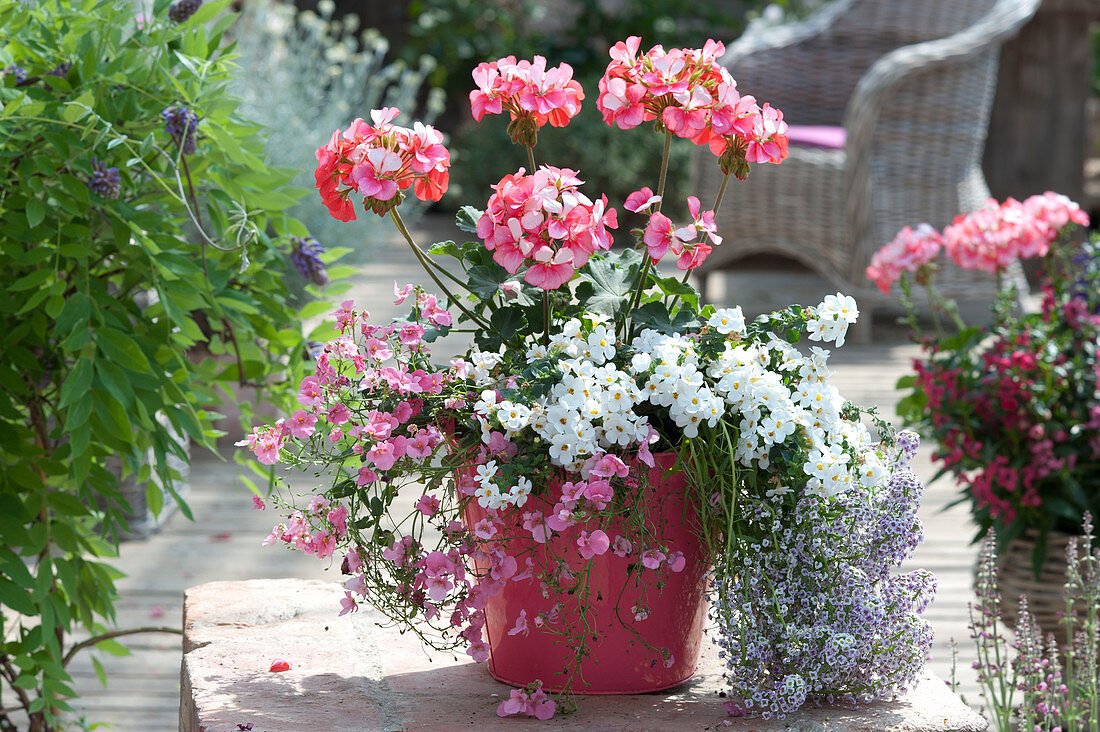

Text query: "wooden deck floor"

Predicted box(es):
[61, 218, 993, 729]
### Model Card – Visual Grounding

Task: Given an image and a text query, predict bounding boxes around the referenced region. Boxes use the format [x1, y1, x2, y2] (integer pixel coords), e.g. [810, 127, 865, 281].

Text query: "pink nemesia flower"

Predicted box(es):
[666, 550, 687, 572]
[612, 535, 633, 558]
[338, 591, 358, 616]
[577, 529, 610, 559]
[415, 494, 440, 516]
[326, 403, 350, 425]
[287, 409, 317, 439]
[507, 609, 529, 637]
[393, 282, 413, 304]
[251, 495, 266, 510]
[641, 549, 666, 570]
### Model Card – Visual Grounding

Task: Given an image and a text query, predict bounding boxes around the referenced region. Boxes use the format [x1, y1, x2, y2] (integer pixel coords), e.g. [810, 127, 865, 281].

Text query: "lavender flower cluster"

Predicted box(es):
[87, 157, 121, 200]
[714, 431, 936, 718]
[162, 105, 199, 155]
[970, 514, 1099, 731]
[290, 236, 328, 286]
[168, 0, 203, 24]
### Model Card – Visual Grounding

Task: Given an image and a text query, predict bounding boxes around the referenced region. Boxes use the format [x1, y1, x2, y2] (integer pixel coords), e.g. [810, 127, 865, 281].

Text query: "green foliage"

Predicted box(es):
[0, 0, 343, 726]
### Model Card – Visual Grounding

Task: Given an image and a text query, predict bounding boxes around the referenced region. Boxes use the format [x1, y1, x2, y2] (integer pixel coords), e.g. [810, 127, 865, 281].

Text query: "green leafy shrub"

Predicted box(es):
[0, 0, 344, 727]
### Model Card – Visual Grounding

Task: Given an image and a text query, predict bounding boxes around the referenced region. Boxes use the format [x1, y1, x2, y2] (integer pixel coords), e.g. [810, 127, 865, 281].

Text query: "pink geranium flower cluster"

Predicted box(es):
[469, 55, 584, 145]
[864, 224, 943, 294]
[476, 166, 618, 290]
[627, 189, 722, 270]
[314, 107, 450, 221]
[596, 36, 789, 176]
[888, 190, 1098, 549]
[942, 193, 1090, 273]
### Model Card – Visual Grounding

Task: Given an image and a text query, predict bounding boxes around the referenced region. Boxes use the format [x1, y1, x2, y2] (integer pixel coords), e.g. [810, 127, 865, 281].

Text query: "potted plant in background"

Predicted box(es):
[871, 192, 1095, 631]
[243, 37, 937, 720]
[0, 0, 345, 727]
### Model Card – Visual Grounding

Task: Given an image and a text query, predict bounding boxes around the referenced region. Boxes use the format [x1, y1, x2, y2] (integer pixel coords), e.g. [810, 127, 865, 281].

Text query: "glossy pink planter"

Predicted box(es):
[462, 453, 709, 694]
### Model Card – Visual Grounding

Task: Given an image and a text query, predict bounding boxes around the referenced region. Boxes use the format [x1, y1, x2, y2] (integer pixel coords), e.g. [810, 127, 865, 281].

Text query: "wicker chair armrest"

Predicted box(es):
[842, 0, 1042, 270]
[720, 0, 855, 67]
[720, 0, 868, 124]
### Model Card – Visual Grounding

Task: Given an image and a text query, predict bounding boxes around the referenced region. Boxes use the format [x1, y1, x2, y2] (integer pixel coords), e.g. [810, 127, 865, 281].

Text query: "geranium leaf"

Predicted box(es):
[574, 249, 641, 321]
[490, 307, 526, 342]
[467, 264, 510, 300]
[456, 206, 481, 234]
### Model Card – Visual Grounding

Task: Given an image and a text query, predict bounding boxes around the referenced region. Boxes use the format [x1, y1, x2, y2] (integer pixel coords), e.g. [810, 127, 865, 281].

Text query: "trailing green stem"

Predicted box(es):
[389, 208, 489, 329]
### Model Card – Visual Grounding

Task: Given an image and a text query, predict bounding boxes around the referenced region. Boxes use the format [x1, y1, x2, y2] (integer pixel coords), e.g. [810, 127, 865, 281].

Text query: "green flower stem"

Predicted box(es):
[527, 144, 537, 174]
[389, 208, 489, 330]
[543, 290, 550, 347]
[712, 171, 731, 216]
[624, 130, 675, 341]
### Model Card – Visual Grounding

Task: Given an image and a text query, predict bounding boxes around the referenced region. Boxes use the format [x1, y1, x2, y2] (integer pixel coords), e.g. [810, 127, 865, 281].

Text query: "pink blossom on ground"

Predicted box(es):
[338, 591, 359, 616]
[269, 659, 291, 672]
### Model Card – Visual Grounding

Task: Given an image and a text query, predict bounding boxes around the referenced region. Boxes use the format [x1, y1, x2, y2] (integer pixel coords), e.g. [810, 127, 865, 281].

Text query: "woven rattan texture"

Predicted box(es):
[693, 0, 1043, 340]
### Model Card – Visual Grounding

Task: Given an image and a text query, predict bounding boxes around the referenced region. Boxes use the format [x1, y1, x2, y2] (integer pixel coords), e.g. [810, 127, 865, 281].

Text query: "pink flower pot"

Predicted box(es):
[462, 452, 709, 694]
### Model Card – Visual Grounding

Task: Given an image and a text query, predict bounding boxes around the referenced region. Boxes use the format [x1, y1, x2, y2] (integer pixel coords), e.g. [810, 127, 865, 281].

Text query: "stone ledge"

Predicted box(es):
[180, 578, 987, 732]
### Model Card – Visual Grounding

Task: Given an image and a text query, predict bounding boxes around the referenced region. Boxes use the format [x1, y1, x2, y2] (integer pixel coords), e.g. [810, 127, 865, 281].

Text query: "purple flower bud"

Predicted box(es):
[168, 0, 203, 23]
[87, 157, 121, 200]
[46, 62, 71, 78]
[161, 105, 199, 155]
[290, 236, 328, 286]
[3, 65, 26, 84]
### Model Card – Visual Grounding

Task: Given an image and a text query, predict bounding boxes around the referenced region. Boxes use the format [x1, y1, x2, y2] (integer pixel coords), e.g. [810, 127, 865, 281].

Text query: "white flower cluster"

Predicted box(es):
[806, 293, 859, 348]
[474, 296, 885, 501]
[470, 457, 533, 510]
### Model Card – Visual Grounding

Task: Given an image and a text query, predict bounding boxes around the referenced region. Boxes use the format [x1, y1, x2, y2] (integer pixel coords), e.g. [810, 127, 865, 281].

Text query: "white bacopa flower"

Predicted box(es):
[499, 401, 531, 431]
[583, 325, 616, 364]
[630, 352, 652, 373]
[475, 460, 499, 486]
[509, 476, 532, 506]
[708, 306, 746, 336]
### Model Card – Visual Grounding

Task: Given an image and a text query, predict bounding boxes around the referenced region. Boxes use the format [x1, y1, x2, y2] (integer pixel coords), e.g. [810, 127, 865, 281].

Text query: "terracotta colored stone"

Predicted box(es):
[180, 578, 987, 731]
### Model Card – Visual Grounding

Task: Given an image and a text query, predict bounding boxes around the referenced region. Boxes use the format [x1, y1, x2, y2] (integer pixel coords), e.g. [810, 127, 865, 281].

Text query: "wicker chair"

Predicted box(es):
[693, 0, 1042, 342]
